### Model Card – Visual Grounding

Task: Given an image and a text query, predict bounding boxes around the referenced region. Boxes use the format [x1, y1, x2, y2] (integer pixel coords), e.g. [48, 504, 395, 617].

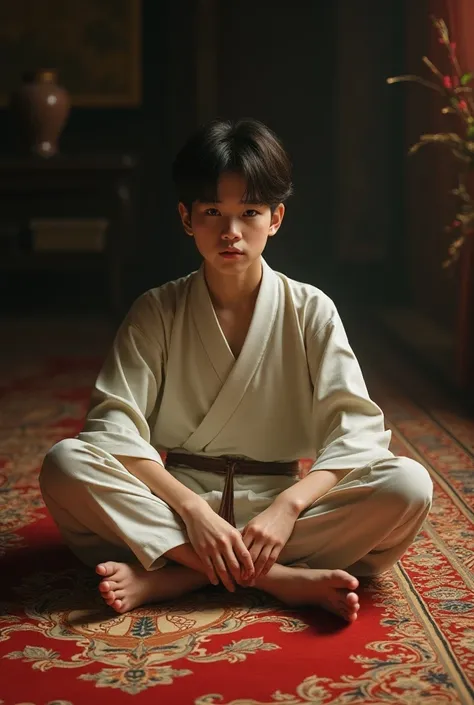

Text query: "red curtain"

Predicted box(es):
[446, 0, 474, 70]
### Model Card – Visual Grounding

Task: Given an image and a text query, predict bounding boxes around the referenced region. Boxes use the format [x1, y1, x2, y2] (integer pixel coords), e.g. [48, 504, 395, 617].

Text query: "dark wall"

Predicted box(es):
[0, 0, 200, 311]
[0, 0, 407, 312]
[334, 0, 406, 293]
[216, 0, 336, 287]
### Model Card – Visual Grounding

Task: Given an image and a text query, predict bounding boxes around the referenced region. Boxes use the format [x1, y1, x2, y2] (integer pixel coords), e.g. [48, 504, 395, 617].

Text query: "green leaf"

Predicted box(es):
[467, 125, 474, 139]
[461, 72, 473, 86]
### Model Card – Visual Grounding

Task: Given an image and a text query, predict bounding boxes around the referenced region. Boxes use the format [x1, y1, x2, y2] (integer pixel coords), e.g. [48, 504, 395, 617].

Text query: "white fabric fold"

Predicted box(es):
[76, 258, 392, 473]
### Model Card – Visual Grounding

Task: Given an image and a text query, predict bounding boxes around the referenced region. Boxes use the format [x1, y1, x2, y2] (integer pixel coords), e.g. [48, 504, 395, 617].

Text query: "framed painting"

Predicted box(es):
[0, 0, 141, 107]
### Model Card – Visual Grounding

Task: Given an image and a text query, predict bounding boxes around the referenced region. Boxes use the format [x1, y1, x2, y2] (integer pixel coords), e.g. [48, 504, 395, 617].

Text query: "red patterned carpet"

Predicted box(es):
[1, 329, 473, 704]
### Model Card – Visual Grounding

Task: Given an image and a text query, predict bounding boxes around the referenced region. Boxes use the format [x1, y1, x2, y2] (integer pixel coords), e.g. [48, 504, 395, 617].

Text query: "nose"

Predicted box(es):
[221, 217, 242, 241]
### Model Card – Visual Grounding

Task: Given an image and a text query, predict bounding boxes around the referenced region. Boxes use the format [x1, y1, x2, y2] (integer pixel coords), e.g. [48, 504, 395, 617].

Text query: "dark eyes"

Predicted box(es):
[204, 208, 260, 217]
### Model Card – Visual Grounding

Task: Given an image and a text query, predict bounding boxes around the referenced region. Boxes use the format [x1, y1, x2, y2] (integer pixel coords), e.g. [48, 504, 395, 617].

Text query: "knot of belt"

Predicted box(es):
[165, 452, 300, 527]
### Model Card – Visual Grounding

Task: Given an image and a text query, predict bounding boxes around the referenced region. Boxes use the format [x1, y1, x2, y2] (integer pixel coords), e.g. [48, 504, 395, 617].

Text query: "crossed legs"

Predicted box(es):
[40, 439, 433, 623]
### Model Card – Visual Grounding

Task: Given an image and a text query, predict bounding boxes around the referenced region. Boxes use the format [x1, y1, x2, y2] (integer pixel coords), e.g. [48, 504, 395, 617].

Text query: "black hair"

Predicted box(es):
[172, 118, 293, 213]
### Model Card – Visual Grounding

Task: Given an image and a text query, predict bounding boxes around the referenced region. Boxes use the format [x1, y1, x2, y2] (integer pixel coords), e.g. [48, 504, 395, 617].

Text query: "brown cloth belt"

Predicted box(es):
[165, 451, 300, 527]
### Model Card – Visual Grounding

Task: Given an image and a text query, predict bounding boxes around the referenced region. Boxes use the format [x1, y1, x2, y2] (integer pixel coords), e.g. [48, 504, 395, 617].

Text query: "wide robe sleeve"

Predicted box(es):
[307, 312, 392, 472]
[78, 293, 165, 465]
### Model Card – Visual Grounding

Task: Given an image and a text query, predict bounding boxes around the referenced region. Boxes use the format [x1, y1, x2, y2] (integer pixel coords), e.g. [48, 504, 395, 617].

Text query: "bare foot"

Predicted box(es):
[96, 561, 209, 614]
[256, 566, 360, 623]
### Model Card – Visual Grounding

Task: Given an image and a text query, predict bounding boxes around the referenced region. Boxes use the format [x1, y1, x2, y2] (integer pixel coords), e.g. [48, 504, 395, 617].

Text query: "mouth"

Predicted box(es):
[220, 249, 244, 256]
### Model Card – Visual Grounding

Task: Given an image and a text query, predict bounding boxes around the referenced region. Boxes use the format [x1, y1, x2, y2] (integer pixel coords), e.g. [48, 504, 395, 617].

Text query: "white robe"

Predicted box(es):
[41, 260, 433, 573]
[79, 258, 392, 471]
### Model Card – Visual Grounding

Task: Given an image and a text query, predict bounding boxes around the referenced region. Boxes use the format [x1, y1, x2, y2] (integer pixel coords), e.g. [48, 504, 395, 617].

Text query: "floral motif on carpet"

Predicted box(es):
[0, 358, 473, 704]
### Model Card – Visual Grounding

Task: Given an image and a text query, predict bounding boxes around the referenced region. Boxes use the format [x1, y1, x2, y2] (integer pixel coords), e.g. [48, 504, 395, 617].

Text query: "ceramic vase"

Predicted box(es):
[10, 69, 71, 158]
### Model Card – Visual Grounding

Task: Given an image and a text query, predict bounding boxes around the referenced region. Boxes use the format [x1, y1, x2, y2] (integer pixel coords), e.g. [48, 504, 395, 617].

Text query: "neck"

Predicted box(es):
[204, 258, 263, 310]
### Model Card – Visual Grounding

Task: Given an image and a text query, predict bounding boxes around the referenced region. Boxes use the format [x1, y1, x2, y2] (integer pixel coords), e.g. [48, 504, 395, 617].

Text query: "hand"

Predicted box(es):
[182, 501, 255, 592]
[241, 502, 298, 580]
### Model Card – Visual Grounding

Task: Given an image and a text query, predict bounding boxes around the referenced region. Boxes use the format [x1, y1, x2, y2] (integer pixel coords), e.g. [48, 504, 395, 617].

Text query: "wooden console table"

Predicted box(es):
[0, 154, 138, 316]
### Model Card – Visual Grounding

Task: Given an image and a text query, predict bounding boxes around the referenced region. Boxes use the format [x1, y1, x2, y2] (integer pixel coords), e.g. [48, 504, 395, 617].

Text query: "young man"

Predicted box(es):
[40, 118, 433, 623]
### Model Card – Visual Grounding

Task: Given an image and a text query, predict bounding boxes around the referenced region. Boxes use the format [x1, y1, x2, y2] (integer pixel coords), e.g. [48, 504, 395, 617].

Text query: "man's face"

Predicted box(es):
[179, 172, 284, 275]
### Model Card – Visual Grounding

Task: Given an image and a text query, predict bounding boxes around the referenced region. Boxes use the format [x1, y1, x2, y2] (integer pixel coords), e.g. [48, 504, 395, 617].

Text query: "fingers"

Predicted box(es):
[212, 554, 236, 592]
[195, 543, 244, 590]
[241, 529, 254, 554]
[191, 522, 258, 591]
[234, 537, 255, 582]
[250, 542, 281, 579]
[250, 542, 267, 578]
[198, 549, 236, 590]
[223, 548, 245, 586]
[202, 555, 219, 586]
[221, 536, 254, 589]
[212, 536, 255, 591]
[261, 545, 281, 578]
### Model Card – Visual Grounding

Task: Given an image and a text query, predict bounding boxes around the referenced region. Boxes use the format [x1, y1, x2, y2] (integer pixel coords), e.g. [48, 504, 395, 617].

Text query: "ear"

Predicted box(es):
[178, 202, 193, 236]
[268, 203, 285, 237]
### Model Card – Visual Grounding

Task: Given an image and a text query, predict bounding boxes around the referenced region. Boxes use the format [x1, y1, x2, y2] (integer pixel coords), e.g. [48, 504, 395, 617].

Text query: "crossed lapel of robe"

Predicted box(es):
[182, 258, 279, 453]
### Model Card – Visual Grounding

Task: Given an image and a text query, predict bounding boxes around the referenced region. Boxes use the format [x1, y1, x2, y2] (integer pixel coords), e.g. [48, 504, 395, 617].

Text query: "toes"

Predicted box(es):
[101, 590, 116, 603]
[342, 594, 360, 614]
[344, 601, 360, 623]
[340, 606, 358, 623]
[99, 580, 119, 593]
[325, 602, 351, 622]
[95, 562, 118, 578]
[333, 570, 359, 590]
[323, 593, 360, 623]
[346, 592, 359, 606]
[335, 589, 359, 606]
[112, 599, 128, 613]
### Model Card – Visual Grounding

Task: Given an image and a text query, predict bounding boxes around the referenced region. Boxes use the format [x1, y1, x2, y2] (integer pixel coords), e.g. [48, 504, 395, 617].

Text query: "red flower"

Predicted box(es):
[459, 100, 468, 111]
[443, 76, 453, 89]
